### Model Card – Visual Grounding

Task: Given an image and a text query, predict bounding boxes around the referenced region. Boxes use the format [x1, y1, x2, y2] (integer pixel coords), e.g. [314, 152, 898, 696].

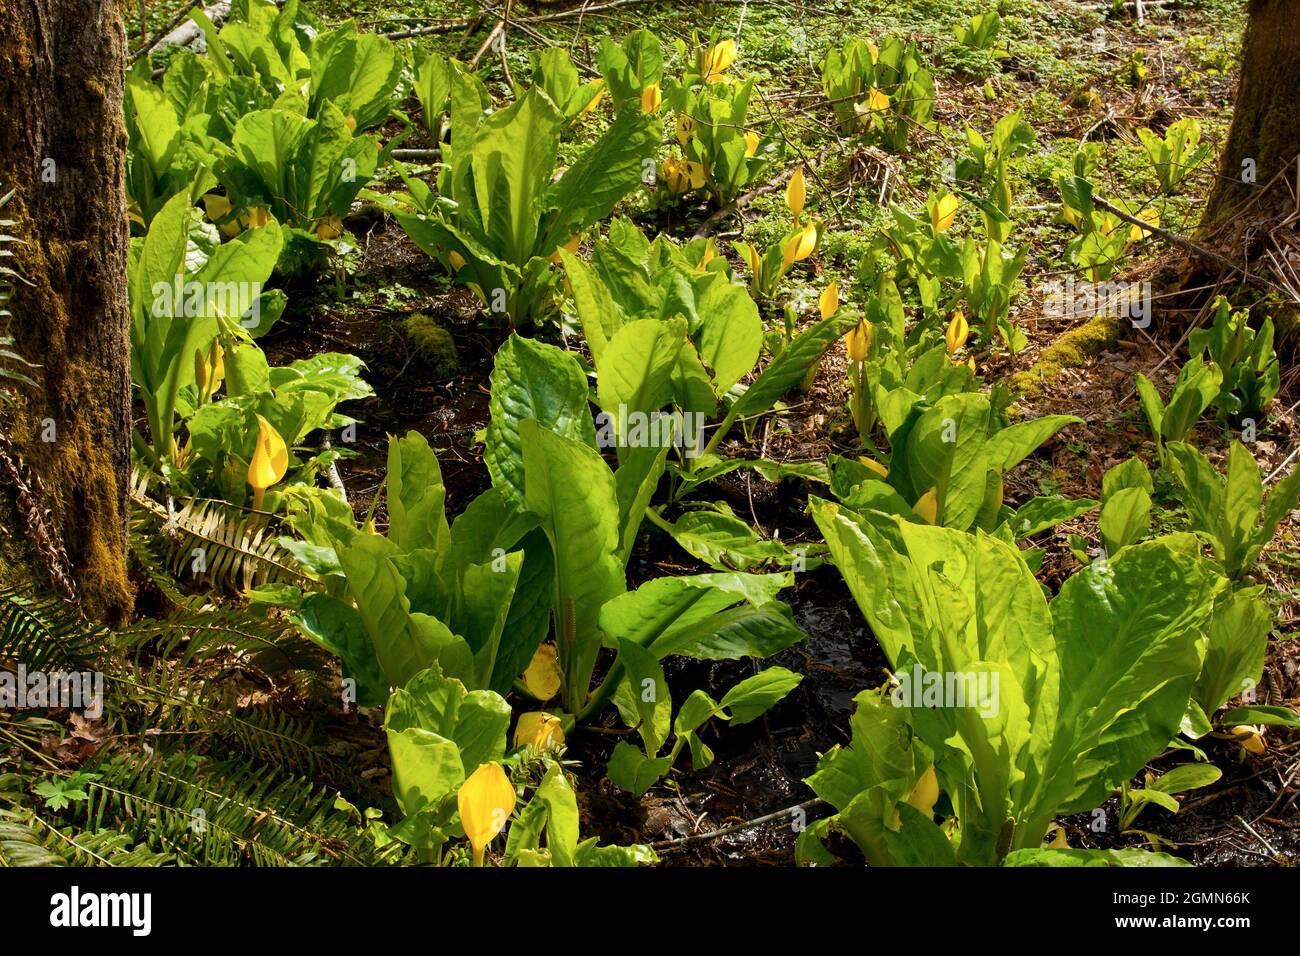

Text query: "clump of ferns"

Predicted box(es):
[1, 590, 396, 866]
[3, 750, 392, 866]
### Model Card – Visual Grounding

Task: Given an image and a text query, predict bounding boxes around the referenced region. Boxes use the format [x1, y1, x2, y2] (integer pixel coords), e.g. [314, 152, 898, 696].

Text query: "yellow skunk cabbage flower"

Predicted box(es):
[697, 238, 717, 270]
[458, 762, 516, 866]
[865, 88, 890, 113]
[514, 712, 565, 752]
[448, 250, 467, 271]
[641, 82, 662, 114]
[210, 343, 225, 393]
[1129, 207, 1160, 243]
[905, 765, 939, 816]
[912, 487, 938, 524]
[208, 342, 225, 393]
[1231, 725, 1267, 755]
[997, 174, 1012, 214]
[203, 194, 241, 238]
[859, 456, 888, 478]
[245, 206, 271, 229]
[844, 320, 871, 363]
[1046, 825, 1070, 849]
[662, 158, 707, 195]
[248, 415, 288, 511]
[344, 114, 357, 133]
[700, 39, 737, 83]
[819, 281, 839, 321]
[781, 221, 817, 269]
[579, 82, 606, 115]
[550, 234, 582, 264]
[316, 216, 345, 241]
[967, 355, 976, 373]
[744, 130, 760, 158]
[522, 643, 563, 700]
[786, 167, 807, 222]
[945, 312, 969, 355]
[675, 113, 696, 145]
[195, 349, 210, 396]
[195, 341, 224, 401]
[739, 241, 763, 285]
[930, 192, 960, 233]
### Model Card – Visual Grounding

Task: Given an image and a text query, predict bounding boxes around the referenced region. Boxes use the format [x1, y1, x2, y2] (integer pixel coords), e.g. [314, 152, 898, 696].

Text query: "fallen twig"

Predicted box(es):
[1094, 195, 1288, 295]
[131, 2, 204, 62]
[651, 797, 826, 851]
[693, 142, 837, 239]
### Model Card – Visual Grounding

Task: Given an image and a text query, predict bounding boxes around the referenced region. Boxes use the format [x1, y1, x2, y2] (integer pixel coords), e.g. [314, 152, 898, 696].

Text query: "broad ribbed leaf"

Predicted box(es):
[520, 421, 625, 707]
[486, 335, 596, 509]
[541, 108, 659, 252]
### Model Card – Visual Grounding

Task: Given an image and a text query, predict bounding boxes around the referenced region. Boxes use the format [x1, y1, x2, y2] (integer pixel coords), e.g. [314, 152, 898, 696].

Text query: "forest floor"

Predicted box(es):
[8, 0, 1298, 866]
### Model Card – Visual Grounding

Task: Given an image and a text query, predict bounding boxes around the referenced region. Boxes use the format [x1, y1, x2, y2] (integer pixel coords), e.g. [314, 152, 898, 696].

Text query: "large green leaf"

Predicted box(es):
[720, 666, 802, 724]
[985, 414, 1079, 472]
[692, 273, 763, 397]
[519, 420, 625, 709]
[1003, 848, 1190, 867]
[559, 248, 622, 363]
[895, 393, 992, 528]
[1193, 585, 1270, 719]
[384, 664, 510, 815]
[596, 571, 798, 660]
[1024, 537, 1216, 831]
[613, 443, 668, 564]
[1161, 357, 1221, 441]
[661, 510, 791, 571]
[540, 107, 660, 252]
[292, 592, 387, 707]
[1099, 486, 1151, 555]
[385, 430, 450, 555]
[338, 535, 472, 689]
[458, 553, 524, 690]
[490, 528, 557, 694]
[727, 314, 851, 420]
[613, 637, 672, 755]
[466, 88, 564, 266]
[486, 334, 597, 509]
[595, 318, 687, 438]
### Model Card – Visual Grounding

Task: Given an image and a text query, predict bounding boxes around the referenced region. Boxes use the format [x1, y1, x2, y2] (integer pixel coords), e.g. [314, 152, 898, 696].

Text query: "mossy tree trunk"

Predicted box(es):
[0, 0, 133, 622]
[1204, 0, 1300, 225]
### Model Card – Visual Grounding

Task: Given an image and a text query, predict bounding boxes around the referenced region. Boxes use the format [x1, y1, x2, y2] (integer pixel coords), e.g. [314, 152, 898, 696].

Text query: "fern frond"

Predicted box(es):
[110, 661, 328, 774]
[0, 588, 108, 671]
[0, 808, 172, 867]
[80, 752, 383, 866]
[130, 479, 304, 592]
[118, 601, 330, 680]
[128, 523, 187, 607]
